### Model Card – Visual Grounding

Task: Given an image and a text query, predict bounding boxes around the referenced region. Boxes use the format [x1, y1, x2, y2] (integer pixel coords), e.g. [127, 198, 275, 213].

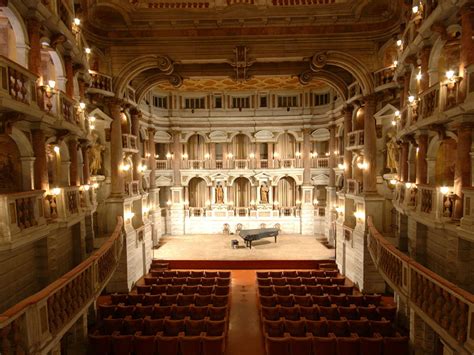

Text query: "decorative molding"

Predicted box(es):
[311, 128, 330, 141]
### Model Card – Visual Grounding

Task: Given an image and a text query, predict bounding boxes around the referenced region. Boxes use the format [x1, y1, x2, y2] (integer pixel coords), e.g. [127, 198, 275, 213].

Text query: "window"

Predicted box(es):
[153, 96, 167, 109]
[277, 95, 298, 108]
[214, 95, 222, 109]
[314, 92, 331, 106]
[259, 95, 268, 108]
[185, 97, 206, 109]
[232, 97, 250, 109]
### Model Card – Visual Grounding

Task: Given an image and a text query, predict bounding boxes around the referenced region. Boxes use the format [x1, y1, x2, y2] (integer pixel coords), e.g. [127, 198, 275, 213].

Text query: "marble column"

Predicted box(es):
[210, 143, 216, 168]
[64, 55, 75, 97]
[68, 139, 79, 186]
[81, 143, 90, 185]
[268, 143, 274, 169]
[27, 19, 41, 77]
[460, 3, 474, 102]
[303, 129, 312, 185]
[32, 129, 49, 191]
[343, 105, 353, 191]
[148, 128, 157, 189]
[415, 133, 428, 185]
[172, 131, 181, 186]
[419, 46, 431, 92]
[363, 95, 377, 193]
[328, 125, 336, 187]
[454, 123, 473, 219]
[130, 109, 141, 183]
[400, 141, 409, 182]
[109, 100, 124, 196]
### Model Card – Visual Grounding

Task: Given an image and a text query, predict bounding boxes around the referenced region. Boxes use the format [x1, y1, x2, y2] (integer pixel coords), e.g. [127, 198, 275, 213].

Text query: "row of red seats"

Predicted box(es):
[137, 284, 230, 295]
[258, 276, 346, 286]
[108, 293, 229, 307]
[149, 270, 230, 278]
[97, 317, 227, 337]
[258, 285, 354, 296]
[260, 294, 382, 308]
[261, 304, 396, 322]
[265, 333, 409, 355]
[144, 276, 231, 287]
[89, 330, 225, 355]
[257, 270, 339, 278]
[263, 318, 399, 338]
[99, 304, 228, 321]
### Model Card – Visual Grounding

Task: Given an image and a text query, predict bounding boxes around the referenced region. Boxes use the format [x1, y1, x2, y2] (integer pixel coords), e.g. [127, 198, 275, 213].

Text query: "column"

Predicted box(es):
[402, 70, 411, 108]
[454, 123, 473, 219]
[27, 19, 41, 77]
[400, 141, 409, 182]
[419, 46, 431, 92]
[148, 128, 157, 189]
[343, 105, 353, 191]
[172, 131, 181, 186]
[363, 95, 377, 193]
[460, 3, 474, 102]
[109, 100, 124, 196]
[210, 143, 216, 168]
[222, 142, 228, 169]
[80, 142, 90, 185]
[328, 125, 336, 187]
[415, 133, 428, 185]
[303, 129, 312, 185]
[64, 55, 75, 97]
[68, 139, 79, 186]
[268, 143, 274, 169]
[130, 109, 141, 183]
[32, 129, 49, 191]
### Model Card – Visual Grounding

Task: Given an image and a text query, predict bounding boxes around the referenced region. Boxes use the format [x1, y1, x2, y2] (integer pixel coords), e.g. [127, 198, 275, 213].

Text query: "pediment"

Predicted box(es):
[154, 130, 172, 142]
[311, 128, 330, 141]
[155, 175, 172, 186]
[312, 174, 329, 185]
[254, 130, 274, 140]
[209, 131, 228, 142]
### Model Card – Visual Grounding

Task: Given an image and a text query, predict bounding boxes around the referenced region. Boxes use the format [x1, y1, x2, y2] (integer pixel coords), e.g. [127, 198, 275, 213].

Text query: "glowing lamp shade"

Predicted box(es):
[354, 211, 365, 220]
[338, 163, 346, 170]
[408, 95, 415, 103]
[389, 179, 398, 185]
[412, 5, 419, 13]
[73, 18, 81, 26]
[446, 70, 455, 80]
[51, 187, 61, 195]
[204, 153, 211, 159]
[53, 145, 60, 154]
[124, 211, 135, 220]
[48, 80, 56, 89]
[396, 39, 402, 47]
[84, 47, 91, 54]
[405, 182, 413, 188]
[92, 183, 99, 189]
[440, 186, 450, 194]
[79, 102, 86, 109]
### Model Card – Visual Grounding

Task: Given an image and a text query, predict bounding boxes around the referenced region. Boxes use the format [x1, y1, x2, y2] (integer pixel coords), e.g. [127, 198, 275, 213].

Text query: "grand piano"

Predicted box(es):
[239, 228, 279, 249]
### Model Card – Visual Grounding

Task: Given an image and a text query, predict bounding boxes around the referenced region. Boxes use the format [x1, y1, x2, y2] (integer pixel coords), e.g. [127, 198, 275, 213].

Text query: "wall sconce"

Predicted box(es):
[120, 163, 131, 171]
[296, 199, 301, 205]
[334, 151, 339, 155]
[405, 182, 415, 189]
[92, 183, 99, 189]
[393, 60, 398, 67]
[446, 70, 455, 81]
[166, 200, 172, 206]
[48, 80, 56, 90]
[145, 153, 151, 158]
[273, 152, 280, 158]
[357, 161, 368, 170]
[310, 152, 318, 158]
[228, 201, 234, 206]
[184, 200, 189, 206]
[82, 184, 90, 191]
[335, 206, 344, 214]
[227, 153, 234, 159]
[182, 153, 188, 160]
[204, 153, 211, 159]
[143, 206, 150, 214]
[338, 163, 346, 170]
[249, 153, 255, 159]
[389, 179, 398, 185]
[391, 119, 397, 126]
[138, 164, 147, 173]
[354, 210, 365, 221]
[53, 145, 60, 154]
[250, 200, 256, 206]
[408, 95, 416, 104]
[295, 151, 301, 158]
[73, 18, 81, 26]
[50, 187, 61, 196]
[396, 39, 402, 47]
[166, 152, 172, 159]
[325, 152, 330, 157]
[412, 5, 419, 13]
[85, 47, 91, 54]
[79, 102, 86, 110]
[440, 186, 450, 194]
[416, 68, 422, 81]
[205, 200, 211, 206]
[88, 116, 96, 122]
[313, 199, 319, 205]
[155, 154, 159, 159]
[124, 211, 135, 220]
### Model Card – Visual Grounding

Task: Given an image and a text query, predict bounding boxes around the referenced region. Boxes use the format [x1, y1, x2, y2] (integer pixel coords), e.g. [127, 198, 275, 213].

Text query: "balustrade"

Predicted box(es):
[346, 179, 363, 195]
[126, 86, 136, 104]
[0, 218, 123, 354]
[0, 56, 37, 105]
[312, 157, 329, 168]
[156, 160, 171, 170]
[374, 66, 395, 87]
[88, 71, 113, 93]
[122, 134, 138, 152]
[234, 159, 249, 169]
[348, 82, 361, 100]
[346, 130, 364, 150]
[367, 216, 474, 353]
[419, 84, 440, 119]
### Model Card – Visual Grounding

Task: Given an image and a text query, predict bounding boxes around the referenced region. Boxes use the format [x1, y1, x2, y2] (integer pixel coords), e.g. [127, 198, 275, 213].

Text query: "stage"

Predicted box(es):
[153, 233, 335, 269]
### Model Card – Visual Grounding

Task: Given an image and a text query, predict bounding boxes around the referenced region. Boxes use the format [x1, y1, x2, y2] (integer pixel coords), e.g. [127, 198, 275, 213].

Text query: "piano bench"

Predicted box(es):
[231, 239, 239, 249]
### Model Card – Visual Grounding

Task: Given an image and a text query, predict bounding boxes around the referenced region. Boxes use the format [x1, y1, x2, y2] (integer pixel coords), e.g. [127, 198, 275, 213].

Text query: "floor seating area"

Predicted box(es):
[257, 269, 409, 355]
[88, 265, 231, 355]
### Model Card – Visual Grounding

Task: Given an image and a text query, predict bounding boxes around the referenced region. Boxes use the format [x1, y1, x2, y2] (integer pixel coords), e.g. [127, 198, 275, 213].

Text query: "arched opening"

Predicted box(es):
[435, 139, 456, 186]
[188, 177, 207, 208]
[232, 134, 251, 159]
[186, 134, 206, 160]
[276, 133, 296, 159]
[121, 111, 131, 134]
[0, 134, 22, 193]
[0, 7, 28, 66]
[233, 177, 250, 208]
[277, 176, 296, 208]
[0, 11, 18, 62]
[353, 107, 365, 131]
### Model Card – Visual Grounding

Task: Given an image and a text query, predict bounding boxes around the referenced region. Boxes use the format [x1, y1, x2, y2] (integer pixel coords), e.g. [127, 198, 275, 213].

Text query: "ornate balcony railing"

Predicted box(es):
[276, 159, 302, 169]
[122, 134, 138, 153]
[156, 160, 171, 170]
[419, 84, 440, 119]
[182, 160, 206, 169]
[0, 218, 123, 354]
[258, 159, 269, 169]
[0, 190, 46, 243]
[88, 70, 113, 94]
[367, 217, 474, 354]
[234, 159, 249, 169]
[0, 56, 37, 106]
[374, 66, 395, 88]
[124, 181, 140, 196]
[347, 130, 364, 150]
[312, 157, 329, 168]
[346, 179, 363, 195]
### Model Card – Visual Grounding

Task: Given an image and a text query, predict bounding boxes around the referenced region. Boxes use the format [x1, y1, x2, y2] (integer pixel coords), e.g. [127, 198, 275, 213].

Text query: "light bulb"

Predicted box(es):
[391, 120, 397, 126]
[396, 39, 402, 47]
[440, 186, 450, 194]
[89, 124, 95, 130]
[51, 187, 61, 195]
[53, 145, 60, 154]
[48, 80, 56, 89]
[412, 5, 419, 13]
[85, 47, 91, 54]
[389, 179, 397, 185]
[79, 102, 86, 109]
[416, 71, 422, 81]
[408, 95, 415, 103]
[395, 110, 400, 117]
[393, 60, 398, 67]
[249, 153, 255, 159]
[73, 18, 81, 26]
[405, 182, 412, 188]
[83, 184, 90, 191]
[88, 116, 96, 122]
[93, 183, 99, 189]
[446, 70, 455, 80]
[204, 153, 210, 159]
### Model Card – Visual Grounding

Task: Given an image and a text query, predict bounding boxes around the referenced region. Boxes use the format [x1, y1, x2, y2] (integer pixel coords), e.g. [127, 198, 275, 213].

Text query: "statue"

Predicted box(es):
[386, 138, 399, 172]
[89, 136, 105, 175]
[215, 182, 224, 204]
[260, 183, 269, 204]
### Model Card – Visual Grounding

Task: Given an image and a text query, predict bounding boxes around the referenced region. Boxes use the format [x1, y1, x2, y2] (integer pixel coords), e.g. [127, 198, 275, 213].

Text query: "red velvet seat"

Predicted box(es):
[306, 286, 323, 296]
[177, 294, 195, 306]
[311, 270, 326, 278]
[206, 319, 226, 336]
[297, 271, 312, 278]
[305, 319, 328, 336]
[205, 271, 219, 278]
[257, 271, 269, 278]
[172, 277, 187, 285]
[319, 306, 340, 320]
[358, 306, 380, 320]
[144, 276, 157, 286]
[347, 294, 364, 306]
[359, 336, 383, 355]
[312, 334, 337, 355]
[279, 306, 300, 321]
[136, 285, 151, 294]
[330, 276, 346, 285]
[370, 320, 396, 337]
[214, 286, 230, 295]
[88, 333, 111, 354]
[187, 277, 201, 286]
[325, 270, 339, 278]
[284, 319, 306, 337]
[269, 271, 283, 278]
[185, 318, 207, 335]
[277, 295, 294, 307]
[202, 335, 225, 355]
[275, 286, 291, 296]
[260, 286, 275, 296]
[364, 294, 382, 307]
[166, 285, 183, 295]
[157, 277, 173, 285]
[98, 304, 116, 320]
[179, 335, 202, 355]
[322, 285, 339, 295]
[201, 277, 216, 286]
[283, 271, 297, 278]
[143, 318, 164, 335]
[127, 294, 144, 305]
[299, 305, 319, 320]
[212, 295, 228, 307]
[151, 285, 167, 295]
[143, 294, 161, 306]
[383, 336, 409, 355]
[262, 306, 281, 321]
[258, 278, 272, 286]
[377, 306, 397, 322]
[133, 334, 156, 355]
[161, 294, 179, 306]
[216, 277, 230, 286]
[264, 319, 285, 337]
[338, 285, 354, 295]
[189, 305, 209, 320]
[111, 334, 133, 355]
[330, 295, 348, 307]
[289, 335, 312, 355]
[338, 306, 359, 320]
[150, 270, 164, 277]
[151, 305, 171, 319]
[115, 305, 135, 318]
[301, 277, 317, 285]
[182, 285, 199, 295]
[294, 295, 312, 307]
[111, 293, 128, 305]
[290, 285, 306, 296]
[218, 271, 230, 278]
[103, 318, 124, 334]
[177, 271, 191, 277]
[317, 277, 332, 285]
[161, 319, 185, 336]
[312, 295, 331, 307]
[328, 320, 350, 337]
[336, 336, 360, 355]
[260, 295, 278, 307]
[272, 277, 287, 286]
[170, 305, 190, 320]
[265, 335, 290, 355]
[122, 318, 143, 334]
[190, 271, 205, 278]
[156, 334, 179, 355]
[163, 271, 177, 277]
[208, 306, 228, 321]
[286, 277, 302, 286]
[348, 319, 372, 337]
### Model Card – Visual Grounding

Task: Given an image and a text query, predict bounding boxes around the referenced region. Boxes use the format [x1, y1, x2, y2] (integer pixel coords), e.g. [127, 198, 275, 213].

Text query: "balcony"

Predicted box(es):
[274, 159, 302, 169]
[122, 134, 139, 153]
[0, 190, 47, 243]
[0, 56, 37, 108]
[125, 181, 140, 197]
[373, 66, 396, 90]
[346, 179, 363, 195]
[88, 70, 114, 96]
[347, 130, 364, 150]
[311, 157, 329, 168]
[418, 84, 440, 120]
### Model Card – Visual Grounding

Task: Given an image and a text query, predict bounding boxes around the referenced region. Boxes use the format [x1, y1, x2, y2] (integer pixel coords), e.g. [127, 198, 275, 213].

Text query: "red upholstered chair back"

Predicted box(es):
[305, 319, 328, 337]
[382, 336, 409, 355]
[265, 335, 290, 355]
[88, 334, 111, 355]
[156, 334, 179, 355]
[312, 335, 337, 355]
[111, 334, 133, 355]
[179, 336, 202, 355]
[202, 335, 226, 355]
[289, 336, 312, 355]
[336, 336, 360, 355]
[359, 336, 383, 355]
[133, 335, 156, 355]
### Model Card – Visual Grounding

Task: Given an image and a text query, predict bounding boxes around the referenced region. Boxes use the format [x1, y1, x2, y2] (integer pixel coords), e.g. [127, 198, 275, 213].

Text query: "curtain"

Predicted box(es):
[278, 177, 295, 207]
[276, 133, 295, 159]
[189, 178, 207, 207]
[232, 134, 250, 159]
[188, 135, 206, 160]
[234, 177, 250, 207]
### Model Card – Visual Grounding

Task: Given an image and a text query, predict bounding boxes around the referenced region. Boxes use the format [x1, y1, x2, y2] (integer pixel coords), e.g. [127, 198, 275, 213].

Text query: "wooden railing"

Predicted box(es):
[0, 56, 37, 105]
[0, 218, 123, 354]
[367, 216, 474, 354]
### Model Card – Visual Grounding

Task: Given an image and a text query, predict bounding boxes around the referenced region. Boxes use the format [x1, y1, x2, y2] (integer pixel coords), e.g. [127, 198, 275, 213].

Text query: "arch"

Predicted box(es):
[310, 51, 375, 95]
[188, 177, 207, 208]
[428, 36, 447, 86]
[231, 133, 252, 159]
[9, 127, 33, 157]
[186, 134, 207, 160]
[228, 175, 253, 186]
[0, 6, 28, 66]
[299, 69, 348, 100]
[228, 131, 253, 142]
[136, 73, 182, 103]
[277, 176, 297, 207]
[275, 132, 296, 159]
[114, 55, 175, 98]
[274, 130, 300, 142]
[233, 176, 251, 208]
[0, 133, 22, 192]
[47, 49, 66, 92]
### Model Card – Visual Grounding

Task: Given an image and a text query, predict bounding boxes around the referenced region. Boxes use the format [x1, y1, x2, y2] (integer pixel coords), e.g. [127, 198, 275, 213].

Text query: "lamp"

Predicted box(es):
[204, 153, 210, 159]
[440, 186, 450, 194]
[73, 18, 81, 26]
[249, 152, 255, 159]
[92, 183, 99, 189]
[416, 68, 422, 81]
[182, 153, 188, 160]
[295, 151, 301, 158]
[357, 161, 368, 170]
[120, 163, 131, 171]
[408, 95, 415, 104]
[354, 210, 365, 221]
[166, 152, 172, 159]
[48, 80, 56, 89]
[51, 187, 61, 196]
[124, 211, 135, 220]
[53, 145, 60, 154]
[405, 182, 413, 188]
[313, 199, 319, 205]
[85, 47, 91, 54]
[338, 163, 346, 170]
[389, 179, 398, 185]
[396, 39, 402, 47]
[79, 102, 86, 110]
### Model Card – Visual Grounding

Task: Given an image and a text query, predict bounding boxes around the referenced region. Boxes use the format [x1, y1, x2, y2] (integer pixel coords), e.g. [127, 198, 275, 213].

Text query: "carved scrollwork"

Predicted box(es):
[157, 56, 174, 75]
[311, 52, 328, 70]
[168, 73, 183, 88]
[298, 70, 313, 85]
